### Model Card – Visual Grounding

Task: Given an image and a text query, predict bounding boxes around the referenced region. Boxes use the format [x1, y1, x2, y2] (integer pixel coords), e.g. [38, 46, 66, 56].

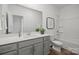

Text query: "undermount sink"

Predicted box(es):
[23, 32, 41, 38]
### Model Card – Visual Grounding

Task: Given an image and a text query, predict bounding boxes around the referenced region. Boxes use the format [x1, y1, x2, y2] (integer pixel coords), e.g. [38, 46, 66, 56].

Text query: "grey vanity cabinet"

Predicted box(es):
[34, 42, 43, 55]
[0, 36, 51, 55]
[19, 46, 33, 55]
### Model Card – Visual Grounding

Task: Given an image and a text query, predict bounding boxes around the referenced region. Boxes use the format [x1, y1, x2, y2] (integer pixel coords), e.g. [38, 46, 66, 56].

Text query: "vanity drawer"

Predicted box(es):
[44, 36, 50, 41]
[0, 43, 17, 54]
[3, 51, 17, 55]
[33, 38, 43, 44]
[19, 46, 33, 55]
[19, 39, 34, 48]
[34, 42, 43, 46]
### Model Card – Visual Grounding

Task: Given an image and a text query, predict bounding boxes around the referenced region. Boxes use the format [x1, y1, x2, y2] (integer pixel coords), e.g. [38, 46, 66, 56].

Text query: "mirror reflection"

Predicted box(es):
[7, 4, 42, 35]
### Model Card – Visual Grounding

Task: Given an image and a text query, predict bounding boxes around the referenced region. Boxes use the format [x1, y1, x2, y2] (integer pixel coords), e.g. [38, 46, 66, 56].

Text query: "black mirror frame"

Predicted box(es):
[46, 17, 55, 29]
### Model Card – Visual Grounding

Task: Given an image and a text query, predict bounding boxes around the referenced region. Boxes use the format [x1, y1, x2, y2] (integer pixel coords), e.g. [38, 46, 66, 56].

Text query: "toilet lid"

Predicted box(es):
[52, 40, 63, 46]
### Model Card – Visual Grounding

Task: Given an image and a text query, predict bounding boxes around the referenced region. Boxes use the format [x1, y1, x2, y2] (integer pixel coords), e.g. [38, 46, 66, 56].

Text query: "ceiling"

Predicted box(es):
[52, 4, 70, 9]
[20, 4, 70, 10]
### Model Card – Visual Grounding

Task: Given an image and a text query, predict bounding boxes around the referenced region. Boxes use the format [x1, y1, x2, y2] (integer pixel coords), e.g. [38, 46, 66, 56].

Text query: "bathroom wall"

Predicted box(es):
[59, 4, 79, 53]
[21, 4, 59, 40]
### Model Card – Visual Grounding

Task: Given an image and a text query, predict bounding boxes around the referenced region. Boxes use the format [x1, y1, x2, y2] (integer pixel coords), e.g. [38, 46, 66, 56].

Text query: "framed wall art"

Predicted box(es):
[46, 17, 55, 29]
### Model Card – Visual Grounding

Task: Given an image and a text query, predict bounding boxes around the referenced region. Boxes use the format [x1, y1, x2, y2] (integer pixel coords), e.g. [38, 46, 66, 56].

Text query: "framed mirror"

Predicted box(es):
[46, 17, 55, 29]
[8, 4, 42, 34]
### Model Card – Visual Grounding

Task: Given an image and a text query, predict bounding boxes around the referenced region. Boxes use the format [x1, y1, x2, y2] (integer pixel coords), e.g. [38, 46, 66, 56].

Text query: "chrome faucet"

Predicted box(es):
[19, 32, 21, 37]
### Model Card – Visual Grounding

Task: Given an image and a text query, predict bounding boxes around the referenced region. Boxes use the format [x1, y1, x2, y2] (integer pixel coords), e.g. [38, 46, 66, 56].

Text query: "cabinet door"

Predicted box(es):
[44, 36, 51, 55]
[44, 41, 50, 55]
[19, 46, 33, 55]
[3, 51, 17, 55]
[34, 42, 43, 55]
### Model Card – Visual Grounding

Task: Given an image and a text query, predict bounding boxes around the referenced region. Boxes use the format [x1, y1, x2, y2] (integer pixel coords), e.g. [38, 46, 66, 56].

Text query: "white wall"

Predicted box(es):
[21, 4, 59, 40]
[59, 5, 79, 53]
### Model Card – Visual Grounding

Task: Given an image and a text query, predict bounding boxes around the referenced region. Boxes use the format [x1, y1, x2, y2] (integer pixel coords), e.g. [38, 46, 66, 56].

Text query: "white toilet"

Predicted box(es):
[51, 39, 63, 52]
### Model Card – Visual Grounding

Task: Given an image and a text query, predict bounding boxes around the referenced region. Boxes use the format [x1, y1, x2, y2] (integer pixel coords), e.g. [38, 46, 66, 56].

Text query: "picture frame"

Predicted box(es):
[46, 17, 55, 29]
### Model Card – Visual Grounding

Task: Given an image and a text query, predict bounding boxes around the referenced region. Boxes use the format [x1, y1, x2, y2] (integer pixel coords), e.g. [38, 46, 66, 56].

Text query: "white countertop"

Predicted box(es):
[0, 34, 50, 45]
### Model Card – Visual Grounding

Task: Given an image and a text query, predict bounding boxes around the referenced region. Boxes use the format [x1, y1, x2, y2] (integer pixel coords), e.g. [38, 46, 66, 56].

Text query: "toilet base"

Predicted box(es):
[52, 45, 61, 52]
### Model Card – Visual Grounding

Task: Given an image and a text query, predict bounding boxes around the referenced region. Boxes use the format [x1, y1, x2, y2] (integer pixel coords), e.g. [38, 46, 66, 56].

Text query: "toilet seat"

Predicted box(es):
[52, 40, 63, 47]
